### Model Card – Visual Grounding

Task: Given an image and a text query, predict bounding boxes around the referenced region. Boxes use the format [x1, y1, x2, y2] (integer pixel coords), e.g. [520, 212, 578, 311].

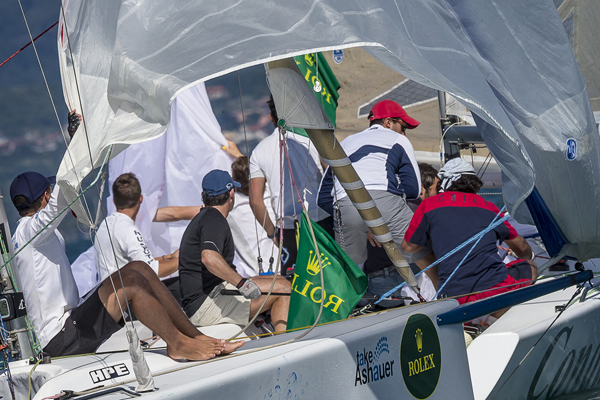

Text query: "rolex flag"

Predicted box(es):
[287, 212, 367, 330]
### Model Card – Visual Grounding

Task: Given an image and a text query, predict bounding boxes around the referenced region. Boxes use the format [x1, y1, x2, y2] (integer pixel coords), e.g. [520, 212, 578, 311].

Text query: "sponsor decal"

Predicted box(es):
[354, 336, 396, 386]
[291, 250, 345, 314]
[333, 49, 344, 64]
[566, 138, 577, 161]
[400, 314, 441, 399]
[89, 363, 130, 384]
[528, 326, 600, 399]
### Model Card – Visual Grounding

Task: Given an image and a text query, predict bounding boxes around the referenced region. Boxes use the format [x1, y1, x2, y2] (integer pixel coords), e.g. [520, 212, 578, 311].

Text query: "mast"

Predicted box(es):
[265, 58, 421, 295]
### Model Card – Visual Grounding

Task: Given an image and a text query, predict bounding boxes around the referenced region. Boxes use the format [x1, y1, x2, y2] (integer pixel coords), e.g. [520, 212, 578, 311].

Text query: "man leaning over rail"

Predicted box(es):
[401, 158, 537, 317]
[10, 170, 243, 360]
[178, 170, 291, 332]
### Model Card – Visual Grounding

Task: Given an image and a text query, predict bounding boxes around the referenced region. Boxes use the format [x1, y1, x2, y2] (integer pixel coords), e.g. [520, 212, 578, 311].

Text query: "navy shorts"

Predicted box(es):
[44, 288, 124, 357]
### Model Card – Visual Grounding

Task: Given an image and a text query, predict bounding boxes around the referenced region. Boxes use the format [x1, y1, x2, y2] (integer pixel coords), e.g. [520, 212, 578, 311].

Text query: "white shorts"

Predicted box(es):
[189, 282, 251, 327]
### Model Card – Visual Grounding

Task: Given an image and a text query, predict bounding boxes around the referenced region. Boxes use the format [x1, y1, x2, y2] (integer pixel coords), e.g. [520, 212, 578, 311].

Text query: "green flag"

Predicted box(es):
[287, 212, 367, 330]
[288, 52, 341, 137]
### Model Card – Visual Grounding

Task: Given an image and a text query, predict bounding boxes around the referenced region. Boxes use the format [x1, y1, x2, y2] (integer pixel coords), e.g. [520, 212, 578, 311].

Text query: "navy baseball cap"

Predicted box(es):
[202, 170, 240, 197]
[10, 172, 56, 211]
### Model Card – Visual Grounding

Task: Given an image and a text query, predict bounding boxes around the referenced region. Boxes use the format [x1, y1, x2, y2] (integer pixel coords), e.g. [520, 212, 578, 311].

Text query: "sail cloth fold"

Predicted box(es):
[70, 83, 232, 296]
[58, 0, 599, 260]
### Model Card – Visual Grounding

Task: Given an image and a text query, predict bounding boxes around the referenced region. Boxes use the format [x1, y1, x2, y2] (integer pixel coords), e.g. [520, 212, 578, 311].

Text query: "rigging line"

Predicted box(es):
[435, 205, 507, 298]
[477, 153, 493, 178]
[375, 211, 511, 304]
[81, 147, 136, 331]
[236, 71, 262, 260]
[59, 0, 106, 224]
[0, 148, 112, 272]
[88, 274, 585, 393]
[283, 135, 298, 221]
[16, 0, 95, 222]
[490, 283, 585, 399]
[0, 20, 58, 68]
[227, 136, 284, 341]
[0, 238, 41, 355]
[58, 1, 96, 172]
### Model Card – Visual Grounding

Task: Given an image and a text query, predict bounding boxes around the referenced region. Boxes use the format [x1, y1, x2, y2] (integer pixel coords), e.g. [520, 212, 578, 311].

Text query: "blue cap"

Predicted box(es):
[202, 170, 241, 197]
[10, 172, 56, 211]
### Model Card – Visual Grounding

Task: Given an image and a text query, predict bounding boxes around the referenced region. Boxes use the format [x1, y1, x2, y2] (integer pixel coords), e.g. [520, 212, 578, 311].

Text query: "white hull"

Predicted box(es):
[1, 300, 475, 400]
[469, 273, 600, 400]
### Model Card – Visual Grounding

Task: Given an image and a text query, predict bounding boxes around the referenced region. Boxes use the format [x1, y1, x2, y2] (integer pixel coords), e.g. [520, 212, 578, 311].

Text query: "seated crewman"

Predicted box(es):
[178, 170, 291, 332]
[401, 158, 537, 314]
[10, 171, 243, 359]
[94, 172, 202, 284]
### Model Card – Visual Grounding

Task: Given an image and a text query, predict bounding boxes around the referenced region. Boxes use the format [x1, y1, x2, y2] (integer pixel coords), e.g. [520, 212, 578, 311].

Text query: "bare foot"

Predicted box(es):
[222, 340, 245, 355]
[167, 335, 225, 361]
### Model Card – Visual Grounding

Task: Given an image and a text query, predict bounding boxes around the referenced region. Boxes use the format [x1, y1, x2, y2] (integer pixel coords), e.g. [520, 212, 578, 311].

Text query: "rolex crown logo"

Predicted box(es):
[306, 250, 332, 275]
[415, 328, 423, 353]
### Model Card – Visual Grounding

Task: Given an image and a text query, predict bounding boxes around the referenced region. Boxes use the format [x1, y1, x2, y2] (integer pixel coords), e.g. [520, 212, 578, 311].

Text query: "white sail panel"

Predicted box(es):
[57, 0, 598, 259]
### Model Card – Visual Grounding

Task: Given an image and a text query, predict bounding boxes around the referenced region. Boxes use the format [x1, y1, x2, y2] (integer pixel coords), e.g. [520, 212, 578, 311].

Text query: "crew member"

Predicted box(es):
[178, 170, 291, 332]
[249, 95, 328, 276]
[402, 158, 537, 314]
[363, 162, 439, 307]
[317, 99, 431, 269]
[94, 172, 202, 283]
[227, 156, 278, 277]
[10, 171, 243, 359]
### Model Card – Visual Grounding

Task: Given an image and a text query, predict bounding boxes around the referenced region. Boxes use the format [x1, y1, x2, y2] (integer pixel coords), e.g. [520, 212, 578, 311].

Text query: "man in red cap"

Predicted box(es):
[317, 99, 431, 277]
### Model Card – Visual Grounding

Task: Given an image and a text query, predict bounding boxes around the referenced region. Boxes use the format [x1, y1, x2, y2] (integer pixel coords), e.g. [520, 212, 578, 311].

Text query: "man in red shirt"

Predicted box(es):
[401, 158, 537, 312]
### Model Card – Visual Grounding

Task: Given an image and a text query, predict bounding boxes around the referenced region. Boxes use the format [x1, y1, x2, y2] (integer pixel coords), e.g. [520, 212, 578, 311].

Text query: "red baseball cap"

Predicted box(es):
[369, 100, 420, 129]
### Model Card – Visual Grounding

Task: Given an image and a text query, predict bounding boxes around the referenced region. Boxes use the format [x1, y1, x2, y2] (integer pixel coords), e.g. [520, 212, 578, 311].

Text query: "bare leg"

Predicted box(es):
[119, 262, 205, 338]
[250, 276, 291, 332]
[528, 260, 538, 280]
[98, 264, 243, 360]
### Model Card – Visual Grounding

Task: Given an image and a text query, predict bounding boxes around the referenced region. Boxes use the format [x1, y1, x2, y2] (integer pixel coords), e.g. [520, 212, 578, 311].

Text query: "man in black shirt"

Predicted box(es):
[179, 170, 291, 332]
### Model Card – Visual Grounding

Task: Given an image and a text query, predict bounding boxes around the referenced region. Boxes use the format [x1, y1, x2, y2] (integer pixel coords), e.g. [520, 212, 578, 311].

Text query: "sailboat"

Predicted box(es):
[1, 0, 600, 399]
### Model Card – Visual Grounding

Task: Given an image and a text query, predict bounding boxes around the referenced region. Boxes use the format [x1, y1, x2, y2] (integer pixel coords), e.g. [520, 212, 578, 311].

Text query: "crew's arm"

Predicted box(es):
[414, 252, 439, 289]
[155, 249, 179, 277]
[222, 140, 244, 158]
[401, 239, 423, 254]
[249, 177, 276, 237]
[153, 206, 202, 222]
[505, 235, 533, 260]
[27, 185, 70, 244]
[202, 249, 244, 286]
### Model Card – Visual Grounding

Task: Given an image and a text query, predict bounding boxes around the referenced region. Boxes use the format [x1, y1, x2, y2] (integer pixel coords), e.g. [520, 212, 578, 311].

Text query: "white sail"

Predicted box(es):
[57, 0, 597, 259]
[71, 83, 233, 295]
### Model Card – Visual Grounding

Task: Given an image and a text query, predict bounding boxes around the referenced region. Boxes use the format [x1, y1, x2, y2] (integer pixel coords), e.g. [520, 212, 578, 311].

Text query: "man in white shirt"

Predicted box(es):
[227, 156, 278, 277]
[94, 172, 200, 284]
[10, 171, 242, 359]
[317, 100, 431, 269]
[249, 96, 328, 276]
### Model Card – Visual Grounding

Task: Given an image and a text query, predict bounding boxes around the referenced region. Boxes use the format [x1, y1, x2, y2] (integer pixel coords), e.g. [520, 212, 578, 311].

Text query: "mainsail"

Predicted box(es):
[57, 0, 598, 260]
